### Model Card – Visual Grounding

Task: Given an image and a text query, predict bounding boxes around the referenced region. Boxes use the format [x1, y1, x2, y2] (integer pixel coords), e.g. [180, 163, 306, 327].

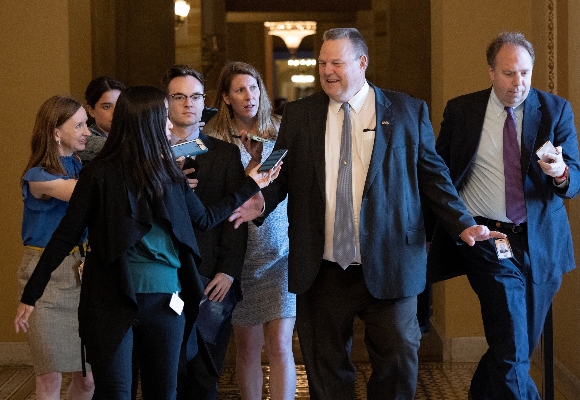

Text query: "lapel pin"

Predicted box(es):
[381, 121, 389, 125]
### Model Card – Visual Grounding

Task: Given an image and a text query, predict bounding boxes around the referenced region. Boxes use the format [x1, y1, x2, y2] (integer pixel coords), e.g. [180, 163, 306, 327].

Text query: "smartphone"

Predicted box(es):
[247, 134, 271, 143]
[171, 139, 208, 158]
[182, 157, 200, 179]
[536, 140, 558, 162]
[257, 149, 288, 172]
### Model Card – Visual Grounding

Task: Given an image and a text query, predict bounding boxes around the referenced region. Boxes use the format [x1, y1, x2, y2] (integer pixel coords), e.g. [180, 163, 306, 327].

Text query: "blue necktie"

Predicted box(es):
[503, 107, 527, 225]
[333, 103, 356, 269]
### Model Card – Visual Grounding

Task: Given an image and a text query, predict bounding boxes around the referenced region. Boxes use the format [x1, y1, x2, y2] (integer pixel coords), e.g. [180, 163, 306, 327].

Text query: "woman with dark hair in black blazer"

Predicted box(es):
[14, 85, 279, 400]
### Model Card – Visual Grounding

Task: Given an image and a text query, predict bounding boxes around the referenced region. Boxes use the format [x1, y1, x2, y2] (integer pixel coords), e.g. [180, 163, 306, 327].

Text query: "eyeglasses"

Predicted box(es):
[170, 93, 205, 103]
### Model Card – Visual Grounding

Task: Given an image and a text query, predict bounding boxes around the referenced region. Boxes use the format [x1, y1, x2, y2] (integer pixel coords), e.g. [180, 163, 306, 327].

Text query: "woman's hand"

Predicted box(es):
[247, 163, 282, 189]
[239, 130, 264, 166]
[14, 302, 35, 333]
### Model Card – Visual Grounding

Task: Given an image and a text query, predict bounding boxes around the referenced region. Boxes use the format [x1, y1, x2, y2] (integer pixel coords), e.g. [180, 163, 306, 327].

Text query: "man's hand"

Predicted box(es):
[204, 273, 233, 302]
[538, 145, 567, 179]
[229, 192, 265, 229]
[182, 164, 198, 190]
[460, 225, 506, 246]
[175, 155, 186, 169]
[14, 302, 34, 333]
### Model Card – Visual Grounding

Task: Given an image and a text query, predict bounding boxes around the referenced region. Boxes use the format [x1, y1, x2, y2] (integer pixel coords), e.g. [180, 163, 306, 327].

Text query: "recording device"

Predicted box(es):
[247, 134, 271, 143]
[182, 157, 200, 179]
[171, 139, 208, 158]
[535, 140, 558, 163]
[257, 149, 288, 172]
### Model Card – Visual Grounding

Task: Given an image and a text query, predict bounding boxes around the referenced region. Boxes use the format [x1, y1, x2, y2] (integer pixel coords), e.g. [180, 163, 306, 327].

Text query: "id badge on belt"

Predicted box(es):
[494, 238, 513, 260]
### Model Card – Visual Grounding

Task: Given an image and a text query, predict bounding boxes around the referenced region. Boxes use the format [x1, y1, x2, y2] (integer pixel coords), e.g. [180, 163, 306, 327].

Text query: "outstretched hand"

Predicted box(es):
[229, 192, 265, 229]
[247, 163, 282, 189]
[460, 225, 506, 246]
[14, 302, 34, 333]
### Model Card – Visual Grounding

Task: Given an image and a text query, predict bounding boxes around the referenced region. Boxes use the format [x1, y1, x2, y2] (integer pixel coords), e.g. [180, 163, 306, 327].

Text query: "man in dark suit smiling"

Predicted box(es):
[231, 28, 501, 399]
[429, 32, 580, 399]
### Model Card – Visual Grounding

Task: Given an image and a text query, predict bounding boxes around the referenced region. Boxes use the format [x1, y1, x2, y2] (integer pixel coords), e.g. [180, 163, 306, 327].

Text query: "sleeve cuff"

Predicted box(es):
[218, 272, 234, 282]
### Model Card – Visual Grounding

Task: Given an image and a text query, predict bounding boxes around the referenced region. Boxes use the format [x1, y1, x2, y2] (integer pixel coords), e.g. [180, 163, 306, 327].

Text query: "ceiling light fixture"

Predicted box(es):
[175, 0, 190, 25]
[265, 21, 317, 57]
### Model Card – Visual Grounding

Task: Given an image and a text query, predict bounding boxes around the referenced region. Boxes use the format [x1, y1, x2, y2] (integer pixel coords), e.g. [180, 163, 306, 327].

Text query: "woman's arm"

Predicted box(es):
[28, 179, 77, 202]
[19, 169, 96, 307]
[185, 164, 280, 231]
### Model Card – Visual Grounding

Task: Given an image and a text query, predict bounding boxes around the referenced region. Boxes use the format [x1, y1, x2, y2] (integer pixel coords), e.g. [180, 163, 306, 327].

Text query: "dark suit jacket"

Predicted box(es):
[20, 158, 260, 366]
[194, 132, 247, 281]
[260, 83, 475, 300]
[185, 132, 246, 377]
[429, 87, 580, 283]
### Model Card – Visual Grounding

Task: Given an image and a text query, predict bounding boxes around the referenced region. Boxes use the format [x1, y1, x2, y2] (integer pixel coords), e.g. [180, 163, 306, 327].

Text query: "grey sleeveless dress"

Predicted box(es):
[231, 140, 296, 326]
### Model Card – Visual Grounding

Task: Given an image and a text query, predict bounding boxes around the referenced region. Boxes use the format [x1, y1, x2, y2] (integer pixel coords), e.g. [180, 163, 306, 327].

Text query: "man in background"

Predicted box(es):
[162, 65, 247, 400]
[429, 32, 580, 399]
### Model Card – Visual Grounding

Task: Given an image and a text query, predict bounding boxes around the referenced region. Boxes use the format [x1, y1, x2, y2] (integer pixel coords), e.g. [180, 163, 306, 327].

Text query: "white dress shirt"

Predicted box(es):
[323, 81, 376, 265]
[459, 89, 525, 222]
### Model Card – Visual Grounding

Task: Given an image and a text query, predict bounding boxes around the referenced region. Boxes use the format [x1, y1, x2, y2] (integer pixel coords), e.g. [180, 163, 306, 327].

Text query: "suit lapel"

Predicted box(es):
[453, 89, 490, 186]
[196, 132, 216, 193]
[364, 86, 391, 197]
[309, 93, 330, 199]
[521, 89, 541, 178]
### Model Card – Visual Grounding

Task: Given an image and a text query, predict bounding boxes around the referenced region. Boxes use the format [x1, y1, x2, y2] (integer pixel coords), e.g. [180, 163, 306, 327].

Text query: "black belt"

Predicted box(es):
[474, 216, 527, 233]
[321, 259, 362, 268]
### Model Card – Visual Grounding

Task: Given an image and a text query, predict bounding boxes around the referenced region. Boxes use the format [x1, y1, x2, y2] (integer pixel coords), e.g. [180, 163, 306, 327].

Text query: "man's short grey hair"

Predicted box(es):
[486, 32, 535, 68]
[323, 28, 369, 61]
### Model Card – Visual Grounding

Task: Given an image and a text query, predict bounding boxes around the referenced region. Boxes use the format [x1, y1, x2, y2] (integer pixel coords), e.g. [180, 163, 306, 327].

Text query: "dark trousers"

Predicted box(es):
[296, 261, 421, 400]
[461, 228, 561, 400]
[91, 293, 185, 400]
[176, 325, 233, 400]
[177, 288, 238, 400]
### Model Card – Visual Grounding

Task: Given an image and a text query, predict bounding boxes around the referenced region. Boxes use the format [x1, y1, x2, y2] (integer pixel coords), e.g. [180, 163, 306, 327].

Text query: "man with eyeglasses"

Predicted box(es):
[161, 65, 247, 400]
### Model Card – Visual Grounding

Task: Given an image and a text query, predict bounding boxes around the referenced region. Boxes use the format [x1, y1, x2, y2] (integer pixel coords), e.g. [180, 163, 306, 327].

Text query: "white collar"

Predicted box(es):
[329, 81, 370, 115]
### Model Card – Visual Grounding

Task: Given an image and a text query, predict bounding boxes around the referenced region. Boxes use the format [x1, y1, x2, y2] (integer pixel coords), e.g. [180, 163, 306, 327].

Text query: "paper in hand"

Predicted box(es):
[535, 140, 558, 163]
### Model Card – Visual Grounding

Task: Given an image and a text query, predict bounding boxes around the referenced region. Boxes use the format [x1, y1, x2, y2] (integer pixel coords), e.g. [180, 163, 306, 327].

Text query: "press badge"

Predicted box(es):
[494, 238, 513, 260]
[170, 292, 184, 315]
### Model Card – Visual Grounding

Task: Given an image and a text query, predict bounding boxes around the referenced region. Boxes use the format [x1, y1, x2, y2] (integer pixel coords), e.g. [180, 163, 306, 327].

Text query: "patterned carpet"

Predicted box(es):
[0, 362, 478, 400]
[217, 362, 477, 400]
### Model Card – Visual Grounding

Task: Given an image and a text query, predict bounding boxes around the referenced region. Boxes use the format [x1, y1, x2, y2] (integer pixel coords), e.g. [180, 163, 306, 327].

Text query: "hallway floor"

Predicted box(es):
[0, 321, 571, 399]
[0, 362, 478, 400]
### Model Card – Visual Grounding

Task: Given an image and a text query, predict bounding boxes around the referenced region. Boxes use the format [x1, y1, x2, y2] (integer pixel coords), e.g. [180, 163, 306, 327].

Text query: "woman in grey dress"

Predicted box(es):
[204, 61, 296, 400]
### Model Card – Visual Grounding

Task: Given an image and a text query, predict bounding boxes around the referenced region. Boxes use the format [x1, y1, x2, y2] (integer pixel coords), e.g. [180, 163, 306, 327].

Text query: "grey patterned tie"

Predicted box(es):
[333, 102, 356, 269]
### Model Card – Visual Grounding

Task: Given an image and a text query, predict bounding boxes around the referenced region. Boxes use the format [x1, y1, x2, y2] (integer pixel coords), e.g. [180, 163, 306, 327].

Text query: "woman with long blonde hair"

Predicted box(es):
[204, 62, 296, 400]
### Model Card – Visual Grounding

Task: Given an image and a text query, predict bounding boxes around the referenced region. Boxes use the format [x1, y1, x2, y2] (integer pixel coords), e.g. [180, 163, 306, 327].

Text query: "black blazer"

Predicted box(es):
[260, 83, 475, 299]
[20, 158, 259, 366]
[194, 132, 247, 281]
